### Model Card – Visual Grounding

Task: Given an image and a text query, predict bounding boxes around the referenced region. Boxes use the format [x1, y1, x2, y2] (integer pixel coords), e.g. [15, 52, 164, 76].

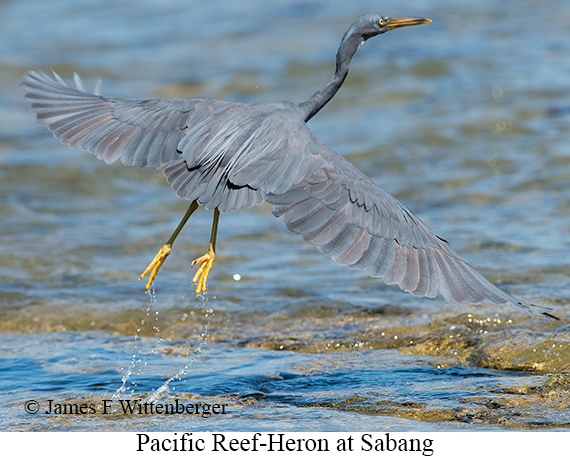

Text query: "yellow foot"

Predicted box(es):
[191, 252, 215, 295]
[139, 244, 172, 291]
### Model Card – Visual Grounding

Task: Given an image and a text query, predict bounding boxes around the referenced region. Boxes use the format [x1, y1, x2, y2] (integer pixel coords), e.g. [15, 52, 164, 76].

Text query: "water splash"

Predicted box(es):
[113, 284, 161, 399]
[147, 293, 213, 403]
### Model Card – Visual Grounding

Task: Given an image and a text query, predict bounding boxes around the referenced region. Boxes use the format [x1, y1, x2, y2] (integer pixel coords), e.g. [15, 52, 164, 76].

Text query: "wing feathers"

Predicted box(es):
[332, 229, 372, 266]
[267, 143, 553, 318]
[21, 71, 197, 168]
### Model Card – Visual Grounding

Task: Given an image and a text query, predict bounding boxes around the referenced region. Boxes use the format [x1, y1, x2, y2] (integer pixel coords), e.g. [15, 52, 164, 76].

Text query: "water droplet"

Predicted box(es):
[491, 86, 503, 98]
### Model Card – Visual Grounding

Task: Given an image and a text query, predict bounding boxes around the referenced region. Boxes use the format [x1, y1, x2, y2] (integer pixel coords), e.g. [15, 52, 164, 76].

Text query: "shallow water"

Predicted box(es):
[1, 0, 570, 432]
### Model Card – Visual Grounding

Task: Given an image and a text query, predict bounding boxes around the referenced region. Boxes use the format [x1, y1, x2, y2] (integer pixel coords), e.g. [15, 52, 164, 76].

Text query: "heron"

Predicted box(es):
[21, 14, 557, 319]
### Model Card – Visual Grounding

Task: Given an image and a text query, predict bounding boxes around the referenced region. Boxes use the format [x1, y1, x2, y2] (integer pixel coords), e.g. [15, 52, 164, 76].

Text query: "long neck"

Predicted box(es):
[298, 30, 363, 122]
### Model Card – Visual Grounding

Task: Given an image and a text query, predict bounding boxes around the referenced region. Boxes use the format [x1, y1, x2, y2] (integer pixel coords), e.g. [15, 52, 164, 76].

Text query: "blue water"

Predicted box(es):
[1, 0, 569, 431]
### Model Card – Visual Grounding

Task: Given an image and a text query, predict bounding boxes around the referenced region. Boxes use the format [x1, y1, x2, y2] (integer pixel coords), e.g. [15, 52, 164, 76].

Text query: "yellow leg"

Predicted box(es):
[140, 201, 199, 291]
[191, 208, 220, 295]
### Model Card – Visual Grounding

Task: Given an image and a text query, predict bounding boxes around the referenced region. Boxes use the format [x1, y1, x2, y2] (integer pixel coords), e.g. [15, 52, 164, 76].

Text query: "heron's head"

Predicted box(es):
[354, 14, 431, 41]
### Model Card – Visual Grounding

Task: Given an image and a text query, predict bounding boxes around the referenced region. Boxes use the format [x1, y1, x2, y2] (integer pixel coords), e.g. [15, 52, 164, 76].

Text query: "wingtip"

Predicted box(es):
[541, 311, 560, 321]
[526, 301, 560, 320]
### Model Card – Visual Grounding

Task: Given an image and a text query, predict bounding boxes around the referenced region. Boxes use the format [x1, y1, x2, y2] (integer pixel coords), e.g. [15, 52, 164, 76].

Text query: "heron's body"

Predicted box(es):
[166, 101, 314, 212]
[21, 14, 557, 319]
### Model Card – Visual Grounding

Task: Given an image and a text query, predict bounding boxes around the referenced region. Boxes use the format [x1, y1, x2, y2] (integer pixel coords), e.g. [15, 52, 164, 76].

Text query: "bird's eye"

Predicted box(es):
[378, 18, 385, 27]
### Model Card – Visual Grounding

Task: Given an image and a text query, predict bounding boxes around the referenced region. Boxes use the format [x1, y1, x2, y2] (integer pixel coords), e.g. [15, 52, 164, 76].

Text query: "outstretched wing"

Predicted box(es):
[20, 72, 312, 213]
[21, 70, 230, 169]
[266, 138, 555, 318]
